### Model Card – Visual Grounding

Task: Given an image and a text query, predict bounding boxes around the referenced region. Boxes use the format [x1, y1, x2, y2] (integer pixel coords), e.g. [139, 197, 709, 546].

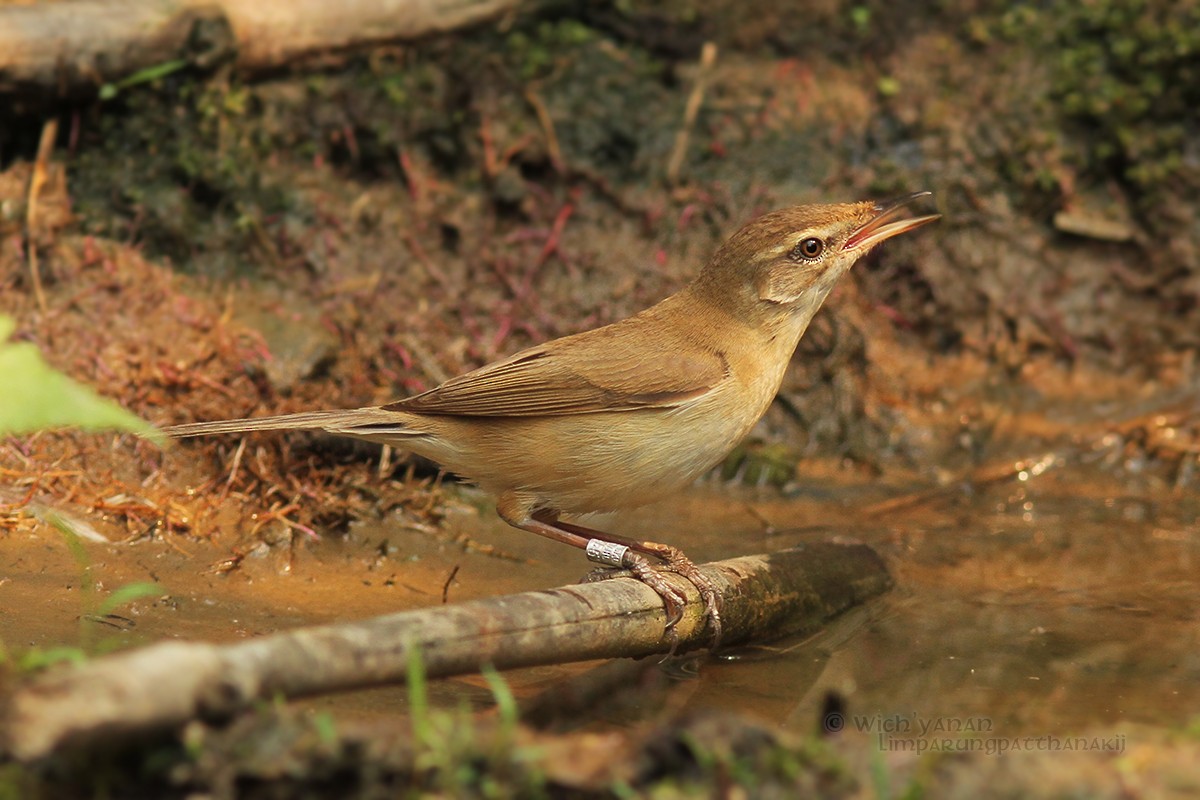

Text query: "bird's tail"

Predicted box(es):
[164, 407, 417, 439]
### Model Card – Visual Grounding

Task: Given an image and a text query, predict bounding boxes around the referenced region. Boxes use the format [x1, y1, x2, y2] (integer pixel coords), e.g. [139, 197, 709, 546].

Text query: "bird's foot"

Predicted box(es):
[583, 540, 722, 649]
[643, 543, 723, 650]
[582, 555, 686, 627]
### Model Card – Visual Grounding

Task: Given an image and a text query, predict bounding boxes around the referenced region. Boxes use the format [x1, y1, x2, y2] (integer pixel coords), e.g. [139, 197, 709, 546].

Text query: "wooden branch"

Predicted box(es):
[0, 1, 235, 96]
[3, 541, 891, 761]
[225, 0, 522, 71]
[0, 0, 522, 96]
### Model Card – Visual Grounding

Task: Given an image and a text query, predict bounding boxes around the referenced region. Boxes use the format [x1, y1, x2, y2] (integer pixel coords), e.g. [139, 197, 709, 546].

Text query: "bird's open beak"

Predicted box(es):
[843, 191, 941, 251]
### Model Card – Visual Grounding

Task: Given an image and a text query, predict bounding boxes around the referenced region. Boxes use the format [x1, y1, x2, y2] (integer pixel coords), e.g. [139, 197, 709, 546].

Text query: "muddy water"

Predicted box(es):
[2, 465, 1197, 742]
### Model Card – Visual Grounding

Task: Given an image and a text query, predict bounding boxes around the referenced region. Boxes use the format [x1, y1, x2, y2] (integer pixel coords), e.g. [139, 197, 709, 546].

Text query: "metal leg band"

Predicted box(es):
[585, 539, 629, 568]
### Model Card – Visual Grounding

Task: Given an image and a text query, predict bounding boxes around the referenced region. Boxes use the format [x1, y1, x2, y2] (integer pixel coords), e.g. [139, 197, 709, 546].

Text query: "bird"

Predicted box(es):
[166, 192, 940, 646]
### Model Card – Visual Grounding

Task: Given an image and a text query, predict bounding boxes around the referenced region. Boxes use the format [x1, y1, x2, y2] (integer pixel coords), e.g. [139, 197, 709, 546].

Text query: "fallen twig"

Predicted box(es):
[24, 118, 58, 313]
[0, 0, 522, 93]
[666, 42, 718, 184]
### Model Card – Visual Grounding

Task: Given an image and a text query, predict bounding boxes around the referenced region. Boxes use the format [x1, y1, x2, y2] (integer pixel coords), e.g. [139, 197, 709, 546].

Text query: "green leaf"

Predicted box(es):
[116, 59, 189, 90]
[482, 664, 518, 735]
[0, 316, 164, 444]
[99, 58, 189, 101]
[311, 711, 339, 746]
[408, 642, 433, 747]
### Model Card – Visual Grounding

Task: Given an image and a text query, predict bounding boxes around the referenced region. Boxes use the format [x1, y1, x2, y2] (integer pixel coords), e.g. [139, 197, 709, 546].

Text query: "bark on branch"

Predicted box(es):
[0, 0, 523, 96]
[3, 541, 891, 760]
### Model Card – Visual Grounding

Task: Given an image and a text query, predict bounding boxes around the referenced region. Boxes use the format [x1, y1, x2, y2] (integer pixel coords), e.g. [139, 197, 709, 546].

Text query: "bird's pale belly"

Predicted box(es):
[405, 391, 768, 515]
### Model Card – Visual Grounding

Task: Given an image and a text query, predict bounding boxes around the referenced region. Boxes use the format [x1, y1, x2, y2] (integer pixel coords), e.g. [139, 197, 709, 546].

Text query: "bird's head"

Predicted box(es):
[693, 192, 940, 328]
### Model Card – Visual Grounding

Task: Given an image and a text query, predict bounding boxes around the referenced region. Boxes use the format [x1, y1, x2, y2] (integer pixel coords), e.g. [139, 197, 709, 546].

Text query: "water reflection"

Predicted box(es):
[661, 471, 1199, 739]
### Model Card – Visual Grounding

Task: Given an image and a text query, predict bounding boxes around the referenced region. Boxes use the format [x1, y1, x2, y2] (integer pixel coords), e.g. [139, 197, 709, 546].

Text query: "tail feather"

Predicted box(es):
[164, 407, 412, 439]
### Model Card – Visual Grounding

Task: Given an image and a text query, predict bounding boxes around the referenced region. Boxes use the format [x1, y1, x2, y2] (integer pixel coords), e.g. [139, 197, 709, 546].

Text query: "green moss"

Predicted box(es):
[0, 763, 35, 800]
[720, 441, 797, 488]
[999, 0, 1200, 189]
[505, 19, 599, 81]
[67, 73, 293, 274]
[65, 48, 483, 273]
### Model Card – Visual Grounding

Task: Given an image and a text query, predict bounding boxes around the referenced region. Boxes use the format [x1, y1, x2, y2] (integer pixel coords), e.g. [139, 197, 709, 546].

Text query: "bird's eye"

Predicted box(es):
[791, 237, 824, 260]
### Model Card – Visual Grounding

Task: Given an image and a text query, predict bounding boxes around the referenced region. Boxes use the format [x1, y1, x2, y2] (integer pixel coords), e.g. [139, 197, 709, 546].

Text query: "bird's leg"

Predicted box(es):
[526, 509, 722, 648]
[495, 495, 689, 632]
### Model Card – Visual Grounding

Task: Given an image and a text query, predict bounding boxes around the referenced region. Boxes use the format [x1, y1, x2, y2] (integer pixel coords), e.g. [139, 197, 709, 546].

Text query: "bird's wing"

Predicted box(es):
[387, 318, 729, 417]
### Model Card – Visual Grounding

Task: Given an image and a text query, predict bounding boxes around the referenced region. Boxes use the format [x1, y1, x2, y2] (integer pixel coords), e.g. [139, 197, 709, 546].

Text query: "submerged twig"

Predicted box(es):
[863, 452, 1059, 517]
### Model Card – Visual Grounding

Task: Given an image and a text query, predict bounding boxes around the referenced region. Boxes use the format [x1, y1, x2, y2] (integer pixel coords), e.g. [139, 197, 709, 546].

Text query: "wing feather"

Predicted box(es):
[388, 316, 728, 417]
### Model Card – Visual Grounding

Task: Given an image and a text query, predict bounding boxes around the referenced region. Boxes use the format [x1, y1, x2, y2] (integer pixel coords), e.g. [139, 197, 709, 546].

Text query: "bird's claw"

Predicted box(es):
[582, 548, 722, 649]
